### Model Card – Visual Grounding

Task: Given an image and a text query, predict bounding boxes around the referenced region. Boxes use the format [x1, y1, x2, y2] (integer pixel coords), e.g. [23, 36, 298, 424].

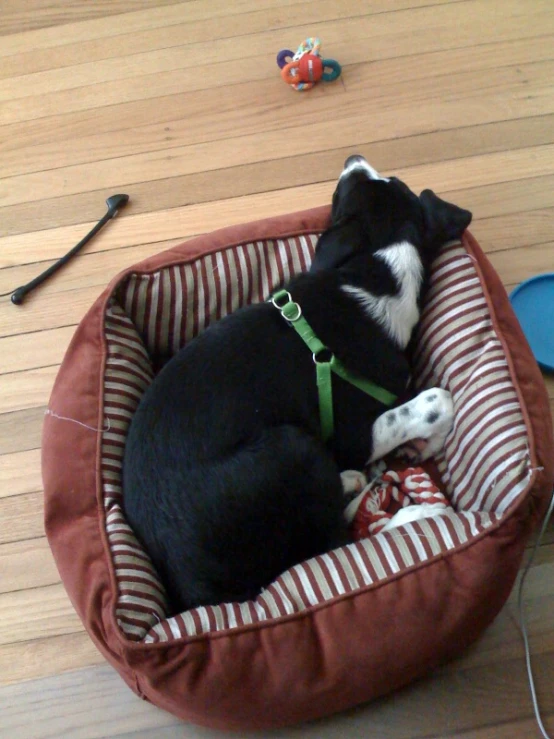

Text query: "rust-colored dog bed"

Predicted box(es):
[43, 206, 554, 731]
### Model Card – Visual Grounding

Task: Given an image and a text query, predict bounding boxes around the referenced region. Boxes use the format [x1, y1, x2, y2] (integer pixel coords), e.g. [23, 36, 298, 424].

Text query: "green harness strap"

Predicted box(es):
[271, 289, 398, 442]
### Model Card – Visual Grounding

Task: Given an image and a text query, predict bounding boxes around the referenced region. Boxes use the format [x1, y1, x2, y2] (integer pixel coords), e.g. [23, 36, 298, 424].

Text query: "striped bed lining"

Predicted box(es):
[101, 237, 531, 643]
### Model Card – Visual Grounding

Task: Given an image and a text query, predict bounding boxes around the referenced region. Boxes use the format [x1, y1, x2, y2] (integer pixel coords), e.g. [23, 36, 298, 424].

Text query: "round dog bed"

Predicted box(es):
[43, 205, 554, 731]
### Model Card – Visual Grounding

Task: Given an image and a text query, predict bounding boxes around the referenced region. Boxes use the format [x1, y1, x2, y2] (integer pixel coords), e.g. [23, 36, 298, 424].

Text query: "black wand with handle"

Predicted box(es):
[5, 194, 130, 306]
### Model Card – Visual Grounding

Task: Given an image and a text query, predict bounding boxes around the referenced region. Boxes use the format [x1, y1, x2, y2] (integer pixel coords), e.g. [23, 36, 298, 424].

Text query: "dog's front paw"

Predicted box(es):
[413, 388, 454, 460]
[340, 470, 368, 496]
[394, 388, 454, 462]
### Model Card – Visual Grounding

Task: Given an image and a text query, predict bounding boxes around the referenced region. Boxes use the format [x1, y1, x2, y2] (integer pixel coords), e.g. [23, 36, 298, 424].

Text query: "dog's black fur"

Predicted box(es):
[123, 161, 471, 613]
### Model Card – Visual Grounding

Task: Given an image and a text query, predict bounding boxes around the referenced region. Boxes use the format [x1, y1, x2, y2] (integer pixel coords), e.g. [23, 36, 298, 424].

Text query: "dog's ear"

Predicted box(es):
[309, 219, 363, 272]
[420, 189, 472, 246]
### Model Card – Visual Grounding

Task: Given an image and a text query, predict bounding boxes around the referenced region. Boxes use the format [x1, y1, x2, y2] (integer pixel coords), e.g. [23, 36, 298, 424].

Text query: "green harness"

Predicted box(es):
[271, 289, 398, 442]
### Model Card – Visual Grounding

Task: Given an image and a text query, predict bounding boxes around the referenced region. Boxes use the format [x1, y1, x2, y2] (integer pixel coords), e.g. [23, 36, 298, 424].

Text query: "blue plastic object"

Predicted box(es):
[509, 273, 554, 372]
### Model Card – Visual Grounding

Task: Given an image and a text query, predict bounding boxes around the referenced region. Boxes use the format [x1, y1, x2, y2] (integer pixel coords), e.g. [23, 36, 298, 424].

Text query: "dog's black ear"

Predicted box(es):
[420, 189, 472, 246]
[309, 219, 363, 272]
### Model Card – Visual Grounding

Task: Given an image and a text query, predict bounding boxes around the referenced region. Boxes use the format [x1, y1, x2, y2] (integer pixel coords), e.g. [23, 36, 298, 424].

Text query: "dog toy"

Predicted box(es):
[348, 465, 450, 539]
[3, 194, 130, 306]
[277, 37, 341, 91]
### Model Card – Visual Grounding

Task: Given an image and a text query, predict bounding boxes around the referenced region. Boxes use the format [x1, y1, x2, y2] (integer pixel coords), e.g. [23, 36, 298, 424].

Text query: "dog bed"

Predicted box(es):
[43, 205, 554, 731]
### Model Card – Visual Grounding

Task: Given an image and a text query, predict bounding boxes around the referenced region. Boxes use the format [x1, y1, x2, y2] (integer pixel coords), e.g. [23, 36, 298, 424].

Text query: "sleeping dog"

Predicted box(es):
[123, 156, 472, 613]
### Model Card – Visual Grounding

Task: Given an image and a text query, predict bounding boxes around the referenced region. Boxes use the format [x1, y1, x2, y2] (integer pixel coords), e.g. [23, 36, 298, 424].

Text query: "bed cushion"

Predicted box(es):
[43, 205, 554, 731]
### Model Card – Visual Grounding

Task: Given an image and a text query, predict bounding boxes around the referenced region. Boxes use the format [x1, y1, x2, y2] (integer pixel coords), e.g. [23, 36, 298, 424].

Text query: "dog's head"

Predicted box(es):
[310, 155, 472, 272]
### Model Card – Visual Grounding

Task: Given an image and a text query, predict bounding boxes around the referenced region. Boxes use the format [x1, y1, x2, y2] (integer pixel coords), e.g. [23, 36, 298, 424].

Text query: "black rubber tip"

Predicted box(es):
[106, 194, 130, 213]
[11, 288, 25, 305]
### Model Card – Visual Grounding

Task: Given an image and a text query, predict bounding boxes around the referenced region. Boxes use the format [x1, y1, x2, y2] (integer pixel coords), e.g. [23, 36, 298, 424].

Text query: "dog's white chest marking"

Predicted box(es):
[341, 241, 423, 348]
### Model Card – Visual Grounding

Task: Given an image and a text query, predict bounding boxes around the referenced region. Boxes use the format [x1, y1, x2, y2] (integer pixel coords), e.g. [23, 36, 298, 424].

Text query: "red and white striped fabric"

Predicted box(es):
[100, 237, 531, 643]
[412, 248, 530, 515]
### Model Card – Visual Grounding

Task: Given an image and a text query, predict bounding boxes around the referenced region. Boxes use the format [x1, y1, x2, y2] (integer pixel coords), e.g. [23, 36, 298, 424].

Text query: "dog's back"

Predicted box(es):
[123, 304, 350, 612]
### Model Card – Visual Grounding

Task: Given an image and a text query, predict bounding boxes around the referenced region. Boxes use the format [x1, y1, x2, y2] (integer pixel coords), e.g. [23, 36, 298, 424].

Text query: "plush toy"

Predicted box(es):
[277, 37, 341, 91]
[344, 462, 451, 538]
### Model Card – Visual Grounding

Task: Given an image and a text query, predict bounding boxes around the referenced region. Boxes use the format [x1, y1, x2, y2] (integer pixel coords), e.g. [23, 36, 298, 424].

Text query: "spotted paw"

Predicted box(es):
[409, 388, 454, 460]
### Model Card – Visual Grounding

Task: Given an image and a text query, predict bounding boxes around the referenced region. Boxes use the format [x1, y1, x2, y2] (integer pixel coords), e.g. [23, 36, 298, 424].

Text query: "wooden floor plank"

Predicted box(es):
[0, 284, 113, 339]
[0, 183, 329, 269]
[0, 367, 58, 415]
[0, 0, 184, 37]
[0, 0, 461, 83]
[0, 448, 42, 498]
[0, 583, 83, 646]
[2, 113, 554, 238]
[0, 537, 60, 594]
[2, 5, 553, 126]
[0, 239, 183, 298]
[2, 20, 551, 114]
[3, 62, 554, 202]
[0, 1, 463, 102]
[0, 491, 45, 544]
[2, 20, 552, 155]
[4, 41, 553, 181]
[116, 717, 554, 739]
[3, 148, 554, 274]
[0, 0, 306, 57]
[0, 664, 176, 739]
[442, 716, 554, 739]
[0, 409, 45, 456]
[473, 207, 554, 252]
[0, 631, 104, 687]
[0, 0, 459, 99]
[487, 241, 554, 286]
[452, 173, 554, 219]
[0, 326, 75, 376]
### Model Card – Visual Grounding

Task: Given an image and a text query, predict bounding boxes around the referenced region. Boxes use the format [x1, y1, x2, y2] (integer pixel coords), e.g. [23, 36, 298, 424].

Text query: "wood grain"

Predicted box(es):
[0, 326, 78, 376]
[0, 491, 45, 544]
[0, 0, 184, 37]
[0, 631, 104, 687]
[0, 537, 60, 594]
[487, 241, 554, 286]
[0, 367, 58, 415]
[4, 80, 554, 205]
[0, 448, 42, 498]
[1, 0, 553, 736]
[2, 114, 554, 238]
[2, 39, 553, 178]
[0, 408, 46, 455]
[0, 583, 83, 646]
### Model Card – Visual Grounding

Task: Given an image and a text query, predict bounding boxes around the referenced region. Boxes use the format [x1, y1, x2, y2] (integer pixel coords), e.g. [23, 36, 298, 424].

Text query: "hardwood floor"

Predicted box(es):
[1, 1, 553, 736]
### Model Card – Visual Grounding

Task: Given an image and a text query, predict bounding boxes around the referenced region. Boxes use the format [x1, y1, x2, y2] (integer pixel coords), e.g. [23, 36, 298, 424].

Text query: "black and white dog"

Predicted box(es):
[123, 156, 471, 613]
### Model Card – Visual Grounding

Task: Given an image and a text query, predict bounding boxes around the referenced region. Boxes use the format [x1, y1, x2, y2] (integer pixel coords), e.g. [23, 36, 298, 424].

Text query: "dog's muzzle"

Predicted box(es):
[339, 155, 388, 182]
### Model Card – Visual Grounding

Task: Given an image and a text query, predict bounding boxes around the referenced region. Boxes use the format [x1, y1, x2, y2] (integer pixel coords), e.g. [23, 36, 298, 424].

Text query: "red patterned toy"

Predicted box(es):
[346, 464, 450, 539]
